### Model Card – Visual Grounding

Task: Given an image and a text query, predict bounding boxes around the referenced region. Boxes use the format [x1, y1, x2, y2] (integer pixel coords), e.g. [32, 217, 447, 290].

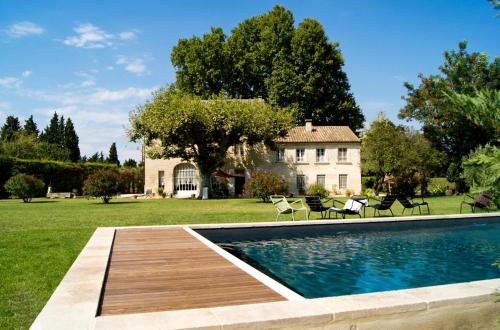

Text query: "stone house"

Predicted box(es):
[144, 120, 361, 197]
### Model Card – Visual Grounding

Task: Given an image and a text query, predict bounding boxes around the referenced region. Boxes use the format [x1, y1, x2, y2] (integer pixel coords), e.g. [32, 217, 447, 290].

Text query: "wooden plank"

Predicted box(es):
[99, 228, 285, 315]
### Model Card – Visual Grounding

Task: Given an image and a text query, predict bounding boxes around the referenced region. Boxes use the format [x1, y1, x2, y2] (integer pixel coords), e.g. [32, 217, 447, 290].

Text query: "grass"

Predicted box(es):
[0, 195, 496, 329]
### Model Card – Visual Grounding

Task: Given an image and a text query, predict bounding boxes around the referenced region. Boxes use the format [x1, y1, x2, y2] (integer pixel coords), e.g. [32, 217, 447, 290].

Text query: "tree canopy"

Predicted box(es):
[0, 116, 21, 141]
[171, 5, 364, 131]
[362, 114, 443, 195]
[129, 88, 294, 197]
[108, 142, 120, 166]
[399, 41, 499, 165]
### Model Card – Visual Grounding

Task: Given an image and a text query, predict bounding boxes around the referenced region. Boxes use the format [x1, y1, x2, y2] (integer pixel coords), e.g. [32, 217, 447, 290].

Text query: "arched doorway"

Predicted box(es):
[174, 163, 198, 197]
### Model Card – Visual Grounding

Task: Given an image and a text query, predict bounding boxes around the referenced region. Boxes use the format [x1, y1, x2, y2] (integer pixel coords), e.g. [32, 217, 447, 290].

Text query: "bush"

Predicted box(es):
[361, 176, 376, 190]
[82, 169, 121, 203]
[244, 171, 288, 202]
[4, 174, 45, 202]
[307, 183, 329, 198]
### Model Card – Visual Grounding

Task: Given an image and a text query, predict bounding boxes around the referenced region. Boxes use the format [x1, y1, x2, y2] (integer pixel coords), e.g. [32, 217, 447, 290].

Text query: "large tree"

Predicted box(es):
[108, 142, 119, 166]
[23, 115, 39, 137]
[40, 112, 61, 146]
[0, 116, 21, 141]
[399, 41, 499, 174]
[64, 118, 80, 162]
[171, 5, 364, 131]
[362, 114, 443, 195]
[129, 88, 294, 198]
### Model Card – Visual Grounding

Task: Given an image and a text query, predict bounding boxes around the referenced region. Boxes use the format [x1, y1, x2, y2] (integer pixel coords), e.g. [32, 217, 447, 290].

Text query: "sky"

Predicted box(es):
[0, 1, 498, 161]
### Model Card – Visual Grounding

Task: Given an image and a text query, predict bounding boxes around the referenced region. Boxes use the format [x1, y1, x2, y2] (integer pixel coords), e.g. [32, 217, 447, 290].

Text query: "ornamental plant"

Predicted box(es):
[307, 183, 329, 198]
[244, 171, 288, 202]
[4, 173, 44, 203]
[83, 169, 121, 203]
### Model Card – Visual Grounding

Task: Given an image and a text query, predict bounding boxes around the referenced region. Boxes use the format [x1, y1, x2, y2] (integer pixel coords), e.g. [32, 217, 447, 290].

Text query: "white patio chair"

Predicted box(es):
[270, 195, 309, 221]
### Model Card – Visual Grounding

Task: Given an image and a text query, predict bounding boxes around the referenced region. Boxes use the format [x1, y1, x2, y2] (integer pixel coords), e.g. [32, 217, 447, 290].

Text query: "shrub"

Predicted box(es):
[361, 188, 375, 196]
[307, 183, 329, 198]
[82, 169, 121, 203]
[361, 176, 375, 190]
[345, 188, 354, 197]
[4, 174, 45, 202]
[244, 171, 288, 202]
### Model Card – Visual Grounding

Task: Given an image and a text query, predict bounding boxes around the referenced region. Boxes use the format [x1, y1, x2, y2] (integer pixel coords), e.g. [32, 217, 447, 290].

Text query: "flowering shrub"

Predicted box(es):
[244, 171, 288, 202]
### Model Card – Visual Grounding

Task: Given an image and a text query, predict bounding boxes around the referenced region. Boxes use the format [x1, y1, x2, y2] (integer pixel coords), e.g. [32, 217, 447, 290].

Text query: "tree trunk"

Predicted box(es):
[198, 172, 212, 199]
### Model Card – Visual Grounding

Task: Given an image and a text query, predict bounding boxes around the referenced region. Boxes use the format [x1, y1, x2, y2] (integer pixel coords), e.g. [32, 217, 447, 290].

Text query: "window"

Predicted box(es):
[316, 174, 325, 187]
[296, 175, 306, 193]
[338, 148, 348, 162]
[316, 148, 325, 162]
[296, 148, 305, 162]
[158, 171, 165, 188]
[235, 144, 244, 157]
[174, 163, 197, 191]
[275, 148, 285, 162]
[339, 174, 348, 189]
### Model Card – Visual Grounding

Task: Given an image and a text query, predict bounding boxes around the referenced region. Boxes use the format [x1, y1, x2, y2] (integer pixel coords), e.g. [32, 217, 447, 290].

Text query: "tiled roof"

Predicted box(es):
[276, 126, 360, 143]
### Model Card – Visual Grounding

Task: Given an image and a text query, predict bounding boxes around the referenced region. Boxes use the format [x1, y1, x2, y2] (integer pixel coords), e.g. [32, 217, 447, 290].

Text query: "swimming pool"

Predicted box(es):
[197, 217, 500, 298]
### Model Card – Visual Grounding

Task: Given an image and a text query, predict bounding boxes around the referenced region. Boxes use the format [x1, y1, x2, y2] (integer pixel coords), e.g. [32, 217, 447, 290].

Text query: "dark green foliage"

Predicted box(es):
[64, 118, 80, 162]
[171, 5, 364, 131]
[362, 114, 444, 196]
[0, 133, 71, 161]
[82, 169, 121, 203]
[123, 158, 137, 167]
[399, 41, 500, 185]
[108, 142, 119, 166]
[0, 116, 21, 141]
[362, 176, 376, 190]
[0, 156, 14, 198]
[243, 171, 288, 202]
[118, 166, 144, 194]
[40, 112, 61, 145]
[4, 174, 45, 202]
[23, 115, 38, 137]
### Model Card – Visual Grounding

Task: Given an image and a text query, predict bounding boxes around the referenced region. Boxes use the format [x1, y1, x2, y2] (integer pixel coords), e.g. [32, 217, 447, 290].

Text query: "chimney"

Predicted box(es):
[305, 119, 313, 132]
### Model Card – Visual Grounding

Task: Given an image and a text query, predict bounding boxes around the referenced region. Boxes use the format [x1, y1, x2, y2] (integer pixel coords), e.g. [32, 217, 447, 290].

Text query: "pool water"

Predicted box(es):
[204, 218, 500, 298]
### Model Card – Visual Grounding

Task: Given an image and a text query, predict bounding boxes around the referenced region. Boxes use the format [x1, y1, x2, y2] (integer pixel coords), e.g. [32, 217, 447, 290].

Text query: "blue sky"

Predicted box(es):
[0, 1, 498, 161]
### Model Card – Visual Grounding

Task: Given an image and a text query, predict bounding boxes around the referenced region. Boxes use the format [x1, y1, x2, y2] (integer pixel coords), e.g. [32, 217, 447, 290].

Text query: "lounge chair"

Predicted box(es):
[368, 194, 397, 217]
[460, 192, 493, 213]
[397, 195, 430, 215]
[329, 197, 368, 219]
[270, 195, 309, 221]
[305, 195, 332, 219]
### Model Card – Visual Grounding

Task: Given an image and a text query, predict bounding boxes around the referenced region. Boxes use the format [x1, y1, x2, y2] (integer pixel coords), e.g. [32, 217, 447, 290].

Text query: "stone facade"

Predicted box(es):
[144, 121, 362, 197]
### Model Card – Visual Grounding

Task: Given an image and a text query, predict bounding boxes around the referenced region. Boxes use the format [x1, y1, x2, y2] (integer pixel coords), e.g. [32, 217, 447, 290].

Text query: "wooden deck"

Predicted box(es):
[98, 227, 286, 315]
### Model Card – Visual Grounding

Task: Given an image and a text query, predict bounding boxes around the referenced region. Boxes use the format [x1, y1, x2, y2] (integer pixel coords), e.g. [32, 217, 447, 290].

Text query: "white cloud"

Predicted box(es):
[6, 21, 44, 37]
[0, 101, 11, 110]
[105, 66, 114, 70]
[0, 77, 22, 89]
[88, 87, 152, 104]
[118, 31, 136, 40]
[22, 70, 32, 77]
[116, 56, 149, 75]
[63, 23, 113, 48]
[81, 80, 95, 87]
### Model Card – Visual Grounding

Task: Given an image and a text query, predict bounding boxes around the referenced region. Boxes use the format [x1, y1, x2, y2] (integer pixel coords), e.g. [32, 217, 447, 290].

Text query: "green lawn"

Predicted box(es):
[0, 195, 496, 329]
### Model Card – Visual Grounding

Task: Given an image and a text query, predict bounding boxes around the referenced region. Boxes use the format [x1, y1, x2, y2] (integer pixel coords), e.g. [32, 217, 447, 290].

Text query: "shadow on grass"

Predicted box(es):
[28, 200, 61, 204]
[93, 200, 141, 205]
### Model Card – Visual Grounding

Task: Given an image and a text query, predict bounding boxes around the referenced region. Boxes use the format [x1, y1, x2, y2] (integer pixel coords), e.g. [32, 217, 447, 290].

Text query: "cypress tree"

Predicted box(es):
[58, 115, 65, 147]
[0, 116, 21, 141]
[23, 115, 39, 137]
[40, 112, 60, 145]
[108, 142, 119, 166]
[64, 118, 80, 162]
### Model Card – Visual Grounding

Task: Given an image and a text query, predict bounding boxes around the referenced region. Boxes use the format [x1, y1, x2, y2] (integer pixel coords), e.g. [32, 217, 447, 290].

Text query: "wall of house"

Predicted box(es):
[240, 142, 362, 196]
[145, 142, 362, 197]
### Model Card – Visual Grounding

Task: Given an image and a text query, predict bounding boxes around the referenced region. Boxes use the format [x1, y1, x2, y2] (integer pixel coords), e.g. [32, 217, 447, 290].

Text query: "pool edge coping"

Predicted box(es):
[31, 212, 500, 330]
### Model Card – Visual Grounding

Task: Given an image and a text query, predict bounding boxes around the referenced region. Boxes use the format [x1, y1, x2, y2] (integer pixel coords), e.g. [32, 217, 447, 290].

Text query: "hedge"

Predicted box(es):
[0, 156, 144, 198]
